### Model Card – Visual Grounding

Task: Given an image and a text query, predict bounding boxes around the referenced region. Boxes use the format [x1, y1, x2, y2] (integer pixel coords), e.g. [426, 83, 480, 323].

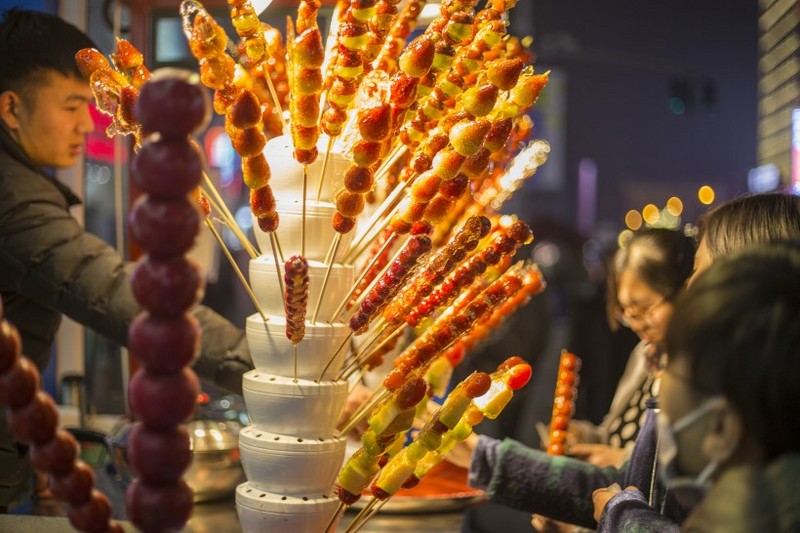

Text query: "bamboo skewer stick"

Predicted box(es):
[340, 325, 404, 381]
[311, 233, 343, 324]
[316, 135, 336, 202]
[268, 232, 286, 308]
[343, 200, 403, 267]
[322, 501, 346, 533]
[262, 71, 287, 133]
[337, 323, 385, 376]
[302, 165, 308, 257]
[316, 330, 353, 383]
[293, 344, 298, 383]
[343, 178, 409, 263]
[204, 219, 268, 323]
[337, 387, 390, 438]
[327, 234, 397, 323]
[343, 497, 379, 533]
[200, 180, 258, 259]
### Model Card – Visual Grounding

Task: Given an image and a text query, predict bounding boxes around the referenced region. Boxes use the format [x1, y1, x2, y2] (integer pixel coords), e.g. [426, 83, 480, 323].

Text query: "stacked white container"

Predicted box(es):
[237, 135, 354, 532]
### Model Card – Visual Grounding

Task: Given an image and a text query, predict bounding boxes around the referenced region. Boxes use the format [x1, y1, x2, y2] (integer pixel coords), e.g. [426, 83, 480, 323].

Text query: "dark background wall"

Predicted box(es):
[507, 0, 759, 232]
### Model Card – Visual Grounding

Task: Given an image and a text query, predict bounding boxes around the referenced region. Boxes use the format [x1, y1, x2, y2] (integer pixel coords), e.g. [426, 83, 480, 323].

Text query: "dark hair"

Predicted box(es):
[606, 228, 695, 326]
[665, 241, 800, 460]
[699, 193, 800, 261]
[0, 8, 96, 97]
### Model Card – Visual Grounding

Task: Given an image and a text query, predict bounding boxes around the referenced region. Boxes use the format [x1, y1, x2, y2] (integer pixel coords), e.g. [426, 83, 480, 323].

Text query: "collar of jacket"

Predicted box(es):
[681, 453, 800, 532]
[0, 121, 82, 207]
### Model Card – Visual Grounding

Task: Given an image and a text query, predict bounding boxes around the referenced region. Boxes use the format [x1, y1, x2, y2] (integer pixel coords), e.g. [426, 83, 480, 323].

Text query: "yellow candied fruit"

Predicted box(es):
[351, 6, 376, 23]
[422, 102, 444, 121]
[231, 11, 260, 37]
[460, 57, 480, 73]
[440, 79, 463, 98]
[334, 63, 364, 80]
[244, 38, 266, 62]
[432, 52, 455, 72]
[406, 127, 425, 143]
[341, 33, 370, 51]
[328, 92, 356, 110]
[446, 22, 474, 45]
[477, 28, 503, 49]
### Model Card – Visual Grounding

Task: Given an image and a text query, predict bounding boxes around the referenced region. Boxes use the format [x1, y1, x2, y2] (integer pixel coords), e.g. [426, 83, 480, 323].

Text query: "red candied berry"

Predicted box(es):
[50, 461, 95, 506]
[136, 69, 210, 138]
[333, 213, 356, 234]
[30, 429, 79, 476]
[497, 356, 526, 372]
[559, 353, 582, 372]
[401, 474, 420, 489]
[507, 364, 533, 390]
[8, 391, 59, 445]
[258, 212, 280, 233]
[0, 357, 39, 409]
[337, 486, 361, 505]
[0, 320, 21, 374]
[68, 490, 113, 533]
[371, 483, 391, 500]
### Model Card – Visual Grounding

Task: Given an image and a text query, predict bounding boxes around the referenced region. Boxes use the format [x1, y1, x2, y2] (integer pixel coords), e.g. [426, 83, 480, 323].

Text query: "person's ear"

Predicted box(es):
[0, 91, 22, 130]
[701, 398, 743, 464]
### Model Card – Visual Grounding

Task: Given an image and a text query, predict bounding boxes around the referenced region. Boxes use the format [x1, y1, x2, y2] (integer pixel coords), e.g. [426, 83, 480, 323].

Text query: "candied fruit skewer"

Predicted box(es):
[182, 5, 281, 239]
[335, 376, 428, 505]
[0, 303, 124, 533]
[382, 215, 492, 327]
[362, 0, 401, 65]
[548, 350, 582, 456]
[406, 220, 533, 328]
[373, 0, 425, 74]
[125, 69, 213, 532]
[444, 264, 545, 360]
[284, 254, 310, 381]
[382, 266, 527, 395]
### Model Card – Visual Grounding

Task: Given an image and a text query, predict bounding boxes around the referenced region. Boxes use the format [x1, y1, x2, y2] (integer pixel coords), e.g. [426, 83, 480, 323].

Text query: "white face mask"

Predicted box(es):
[657, 396, 724, 507]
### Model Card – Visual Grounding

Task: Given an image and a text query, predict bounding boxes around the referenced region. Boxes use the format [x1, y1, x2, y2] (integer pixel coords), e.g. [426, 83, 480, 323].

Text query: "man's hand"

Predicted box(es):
[568, 443, 626, 468]
[337, 382, 373, 440]
[591, 483, 622, 523]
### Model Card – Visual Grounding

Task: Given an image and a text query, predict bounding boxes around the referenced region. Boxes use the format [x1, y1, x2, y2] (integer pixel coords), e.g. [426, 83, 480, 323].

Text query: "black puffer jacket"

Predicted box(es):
[0, 126, 252, 506]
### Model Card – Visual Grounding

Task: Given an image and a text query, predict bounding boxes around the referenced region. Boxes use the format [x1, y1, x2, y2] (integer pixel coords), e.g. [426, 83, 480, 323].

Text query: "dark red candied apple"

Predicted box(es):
[126, 478, 194, 532]
[131, 139, 204, 199]
[128, 314, 200, 374]
[131, 256, 204, 316]
[128, 196, 200, 258]
[135, 68, 211, 138]
[128, 368, 200, 430]
[128, 423, 192, 484]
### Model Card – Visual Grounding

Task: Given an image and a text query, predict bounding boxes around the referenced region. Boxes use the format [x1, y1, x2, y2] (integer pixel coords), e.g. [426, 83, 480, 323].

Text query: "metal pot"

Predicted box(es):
[107, 400, 247, 502]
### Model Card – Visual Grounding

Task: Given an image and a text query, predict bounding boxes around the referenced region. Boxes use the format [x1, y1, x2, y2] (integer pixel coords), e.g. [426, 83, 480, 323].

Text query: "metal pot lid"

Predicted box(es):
[188, 419, 242, 452]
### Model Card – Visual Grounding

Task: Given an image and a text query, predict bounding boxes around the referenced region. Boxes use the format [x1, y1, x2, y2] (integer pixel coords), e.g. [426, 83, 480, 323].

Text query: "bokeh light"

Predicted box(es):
[625, 209, 643, 230]
[666, 196, 684, 216]
[642, 204, 660, 225]
[698, 185, 715, 205]
[617, 229, 634, 249]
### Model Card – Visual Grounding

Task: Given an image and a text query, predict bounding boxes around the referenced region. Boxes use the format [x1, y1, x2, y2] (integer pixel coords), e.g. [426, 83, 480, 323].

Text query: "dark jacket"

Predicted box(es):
[469, 403, 689, 530]
[0, 125, 252, 506]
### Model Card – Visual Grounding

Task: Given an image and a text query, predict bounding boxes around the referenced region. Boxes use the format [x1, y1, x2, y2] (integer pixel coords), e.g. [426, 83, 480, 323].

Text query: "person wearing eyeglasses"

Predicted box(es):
[595, 242, 800, 532]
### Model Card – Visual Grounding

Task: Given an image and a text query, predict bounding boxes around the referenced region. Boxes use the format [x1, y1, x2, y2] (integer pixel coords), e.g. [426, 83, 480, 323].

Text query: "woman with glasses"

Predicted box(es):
[565, 228, 695, 471]
[597, 242, 800, 532]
